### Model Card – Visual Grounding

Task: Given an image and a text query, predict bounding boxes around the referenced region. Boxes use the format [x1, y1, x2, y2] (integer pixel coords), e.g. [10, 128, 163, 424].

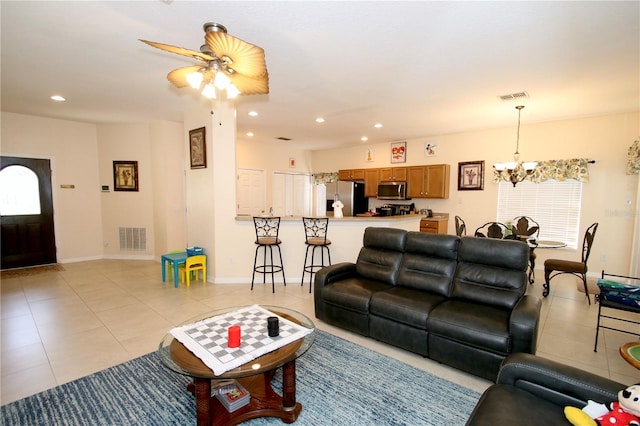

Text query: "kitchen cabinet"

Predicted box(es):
[364, 169, 379, 198]
[407, 164, 450, 199]
[420, 218, 449, 234]
[338, 169, 365, 181]
[379, 167, 407, 182]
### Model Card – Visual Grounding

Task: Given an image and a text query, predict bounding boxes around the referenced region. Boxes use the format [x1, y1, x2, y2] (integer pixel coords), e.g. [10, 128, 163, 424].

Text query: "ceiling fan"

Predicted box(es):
[140, 22, 268, 99]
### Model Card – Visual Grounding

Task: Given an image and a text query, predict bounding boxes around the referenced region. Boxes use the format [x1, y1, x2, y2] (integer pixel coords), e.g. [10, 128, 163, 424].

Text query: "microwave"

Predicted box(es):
[377, 181, 408, 200]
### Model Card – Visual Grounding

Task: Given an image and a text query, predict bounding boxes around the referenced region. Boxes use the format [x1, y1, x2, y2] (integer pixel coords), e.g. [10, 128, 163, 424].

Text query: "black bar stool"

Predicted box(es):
[251, 216, 286, 293]
[301, 217, 331, 293]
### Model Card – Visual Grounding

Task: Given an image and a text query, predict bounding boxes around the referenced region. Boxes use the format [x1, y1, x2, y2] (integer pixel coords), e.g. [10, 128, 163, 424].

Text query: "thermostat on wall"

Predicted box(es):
[101, 185, 110, 192]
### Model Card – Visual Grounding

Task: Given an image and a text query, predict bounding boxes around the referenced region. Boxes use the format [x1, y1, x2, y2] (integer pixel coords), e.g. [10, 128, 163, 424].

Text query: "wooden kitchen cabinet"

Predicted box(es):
[379, 167, 407, 182]
[420, 218, 449, 234]
[364, 169, 379, 198]
[407, 164, 450, 198]
[338, 169, 365, 181]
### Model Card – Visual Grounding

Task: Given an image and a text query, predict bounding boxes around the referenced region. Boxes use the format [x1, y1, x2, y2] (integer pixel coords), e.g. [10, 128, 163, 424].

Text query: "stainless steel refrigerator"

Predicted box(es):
[325, 181, 368, 216]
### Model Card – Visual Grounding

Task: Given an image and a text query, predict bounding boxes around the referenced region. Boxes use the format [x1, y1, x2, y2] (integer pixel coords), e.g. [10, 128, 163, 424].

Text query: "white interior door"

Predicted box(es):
[236, 168, 266, 216]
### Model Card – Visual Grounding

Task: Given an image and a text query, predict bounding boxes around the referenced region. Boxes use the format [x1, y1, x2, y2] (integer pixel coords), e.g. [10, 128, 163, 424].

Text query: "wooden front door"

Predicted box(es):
[1, 156, 57, 269]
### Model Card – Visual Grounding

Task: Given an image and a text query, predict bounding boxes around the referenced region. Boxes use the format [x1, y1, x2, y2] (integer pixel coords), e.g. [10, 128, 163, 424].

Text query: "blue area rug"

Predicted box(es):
[1, 330, 480, 425]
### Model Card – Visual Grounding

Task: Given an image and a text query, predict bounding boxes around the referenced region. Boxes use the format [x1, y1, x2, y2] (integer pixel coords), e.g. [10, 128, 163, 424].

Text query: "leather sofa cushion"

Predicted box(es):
[355, 227, 407, 286]
[428, 299, 511, 352]
[370, 287, 446, 329]
[322, 277, 392, 314]
[396, 233, 459, 295]
[467, 384, 567, 425]
[453, 237, 529, 309]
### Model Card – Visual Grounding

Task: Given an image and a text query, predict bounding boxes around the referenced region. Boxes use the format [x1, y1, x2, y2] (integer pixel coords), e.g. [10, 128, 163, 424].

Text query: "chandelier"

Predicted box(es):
[493, 105, 538, 187]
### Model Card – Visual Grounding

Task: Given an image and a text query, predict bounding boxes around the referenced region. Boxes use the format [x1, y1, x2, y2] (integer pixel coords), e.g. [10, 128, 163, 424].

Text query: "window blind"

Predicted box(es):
[497, 180, 582, 249]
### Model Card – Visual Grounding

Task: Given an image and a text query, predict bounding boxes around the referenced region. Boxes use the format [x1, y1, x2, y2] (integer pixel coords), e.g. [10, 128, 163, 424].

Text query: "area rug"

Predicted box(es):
[0, 331, 480, 425]
[0, 264, 65, 279]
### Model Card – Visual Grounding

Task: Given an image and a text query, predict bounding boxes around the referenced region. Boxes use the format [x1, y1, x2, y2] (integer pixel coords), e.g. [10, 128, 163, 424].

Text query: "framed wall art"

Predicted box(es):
[113, 161, 139, 192]
[425, 142, 438, 157]
[458, 160, 484, 191]
[189, 127, 207, 169]
[390, 141, 407, 163]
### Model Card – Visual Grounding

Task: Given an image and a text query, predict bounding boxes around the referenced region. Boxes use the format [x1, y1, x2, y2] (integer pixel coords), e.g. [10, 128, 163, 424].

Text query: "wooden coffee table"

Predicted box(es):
[158, 305, 316, 426]
[620, 341, 640, 370]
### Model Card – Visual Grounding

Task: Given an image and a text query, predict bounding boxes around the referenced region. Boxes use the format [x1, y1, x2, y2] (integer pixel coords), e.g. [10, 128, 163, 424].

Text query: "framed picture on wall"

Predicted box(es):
[113, 161, 139, 192]
[189, 127, 207, 169]
[390, 141, 407, 163]
[458, 161, 484, 191]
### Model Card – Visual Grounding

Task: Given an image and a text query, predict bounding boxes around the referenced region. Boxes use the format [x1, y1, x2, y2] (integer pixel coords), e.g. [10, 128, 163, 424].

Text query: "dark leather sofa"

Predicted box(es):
[467, 353, 625, 425]
[314, 227, 541, 381]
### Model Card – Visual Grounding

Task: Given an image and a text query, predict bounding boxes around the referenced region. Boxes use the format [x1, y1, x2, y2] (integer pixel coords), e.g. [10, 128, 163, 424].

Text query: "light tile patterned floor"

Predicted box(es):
[1, 259, 638, 405]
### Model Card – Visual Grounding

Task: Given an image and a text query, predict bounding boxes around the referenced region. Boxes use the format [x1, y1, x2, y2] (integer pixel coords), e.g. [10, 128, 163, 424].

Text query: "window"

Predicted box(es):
[0, 165, 41, 215]
[497, 180, 582, 249]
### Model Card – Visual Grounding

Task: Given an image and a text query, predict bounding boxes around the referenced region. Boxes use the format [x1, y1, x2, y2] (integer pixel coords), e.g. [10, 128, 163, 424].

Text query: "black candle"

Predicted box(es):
[267, 316, 279, 337]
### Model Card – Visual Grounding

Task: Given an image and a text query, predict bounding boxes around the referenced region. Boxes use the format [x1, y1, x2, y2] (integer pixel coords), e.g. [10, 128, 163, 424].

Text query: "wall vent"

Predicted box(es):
[119, 227, 147, 251]
[498, 91, 529, 101]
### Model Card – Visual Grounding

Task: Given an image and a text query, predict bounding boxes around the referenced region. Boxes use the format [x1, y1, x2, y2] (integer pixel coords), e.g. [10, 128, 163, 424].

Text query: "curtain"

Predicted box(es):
[312, 172, 338, 185]
[627, 138, 640, 175]
[493, 158, 591, 183]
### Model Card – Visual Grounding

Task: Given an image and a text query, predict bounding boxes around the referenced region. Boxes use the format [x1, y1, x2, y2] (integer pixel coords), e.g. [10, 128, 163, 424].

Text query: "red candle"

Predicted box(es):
[228, 325, 241, 348]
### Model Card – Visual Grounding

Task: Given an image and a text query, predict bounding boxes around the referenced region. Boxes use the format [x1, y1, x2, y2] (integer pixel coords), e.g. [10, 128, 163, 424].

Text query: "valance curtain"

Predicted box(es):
[313, 172, 339, 185]
[493, 158, 591, 184]
[627, 138, 640, 175]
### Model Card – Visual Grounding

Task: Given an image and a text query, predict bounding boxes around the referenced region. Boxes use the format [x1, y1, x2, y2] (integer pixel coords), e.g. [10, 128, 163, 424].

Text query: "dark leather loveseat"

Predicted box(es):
[467, 353, 625, 425]
[314, 227, 541, 381]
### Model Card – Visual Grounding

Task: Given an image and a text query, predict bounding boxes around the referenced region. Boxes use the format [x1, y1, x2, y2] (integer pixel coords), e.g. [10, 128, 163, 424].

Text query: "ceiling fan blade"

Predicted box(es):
[228, 72, 270, 95]
[139, 39, 215, 62]
[205, 32, 267, 78]
[167, 65, 204, 88]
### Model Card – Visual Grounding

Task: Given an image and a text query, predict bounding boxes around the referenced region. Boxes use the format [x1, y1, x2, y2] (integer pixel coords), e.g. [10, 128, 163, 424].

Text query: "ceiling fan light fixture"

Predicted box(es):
[226, 83, 240, 99]
[186, 71, 204, 89]
[201, 83, 217, 99]
[214, 71, 231, 90]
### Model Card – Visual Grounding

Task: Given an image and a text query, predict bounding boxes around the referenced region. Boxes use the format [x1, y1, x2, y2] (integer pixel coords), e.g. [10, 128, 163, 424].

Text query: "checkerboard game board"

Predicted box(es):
[170, 305, 312, 375]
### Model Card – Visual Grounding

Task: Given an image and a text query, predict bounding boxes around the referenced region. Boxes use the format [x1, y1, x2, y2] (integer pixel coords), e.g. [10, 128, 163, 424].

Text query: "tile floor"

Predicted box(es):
[1, 259, 638, 406]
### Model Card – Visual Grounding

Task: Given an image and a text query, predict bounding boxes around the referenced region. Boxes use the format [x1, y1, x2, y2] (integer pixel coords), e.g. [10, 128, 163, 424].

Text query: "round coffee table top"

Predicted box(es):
[620, 341, 640, 370]
[158, 305, 316, 379]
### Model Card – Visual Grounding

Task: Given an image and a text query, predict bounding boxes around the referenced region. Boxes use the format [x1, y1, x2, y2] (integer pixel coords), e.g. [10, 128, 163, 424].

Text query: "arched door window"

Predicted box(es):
[0, 165, 41, 215]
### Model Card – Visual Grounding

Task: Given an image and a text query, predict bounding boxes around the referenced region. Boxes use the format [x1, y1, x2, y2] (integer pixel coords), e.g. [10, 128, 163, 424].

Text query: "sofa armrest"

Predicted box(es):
[313, 262, 358, 318]
[509, 295, 541, 353]
[497, 353, 624, 408]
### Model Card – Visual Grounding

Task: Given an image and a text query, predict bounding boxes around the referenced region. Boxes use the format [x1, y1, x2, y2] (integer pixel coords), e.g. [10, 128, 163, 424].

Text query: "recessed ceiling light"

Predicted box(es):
[50, 95, 66, 102]
[361, 136, 368, 141]
[315, 117, 325, 123]
[246, 132, 254, 137]
[248, 111, 258, 117]
[374, 123, 383, 128]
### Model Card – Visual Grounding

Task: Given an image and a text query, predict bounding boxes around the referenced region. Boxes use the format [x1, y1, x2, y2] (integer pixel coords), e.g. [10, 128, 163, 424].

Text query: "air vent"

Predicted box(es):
[498, 91, 529, 101]
[119, 227, 147, 251]
[276, 137, 292, 141]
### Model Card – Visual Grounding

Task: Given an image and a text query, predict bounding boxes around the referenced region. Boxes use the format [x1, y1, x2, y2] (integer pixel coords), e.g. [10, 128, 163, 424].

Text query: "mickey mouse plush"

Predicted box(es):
[565, 384, 640, 426]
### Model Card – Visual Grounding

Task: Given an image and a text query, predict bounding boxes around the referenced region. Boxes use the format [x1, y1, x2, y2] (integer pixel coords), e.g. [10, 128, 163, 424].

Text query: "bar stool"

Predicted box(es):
[251, 216, 286, 293]
[301, 217, 331, 293]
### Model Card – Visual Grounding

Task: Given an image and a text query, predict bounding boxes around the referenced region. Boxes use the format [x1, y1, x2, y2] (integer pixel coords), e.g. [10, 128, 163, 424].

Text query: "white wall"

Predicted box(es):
[312, 111, 640, 275]
[0, 112, 104, 262]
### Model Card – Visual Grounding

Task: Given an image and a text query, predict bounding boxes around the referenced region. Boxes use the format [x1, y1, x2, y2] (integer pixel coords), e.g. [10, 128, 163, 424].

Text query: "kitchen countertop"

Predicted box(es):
[235, 213, 425, 222]
[420, 213, 449, 221]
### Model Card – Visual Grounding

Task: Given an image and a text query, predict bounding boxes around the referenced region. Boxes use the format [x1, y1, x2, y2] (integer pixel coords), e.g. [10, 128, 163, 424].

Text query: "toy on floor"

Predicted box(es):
[564, 384, 640, 426]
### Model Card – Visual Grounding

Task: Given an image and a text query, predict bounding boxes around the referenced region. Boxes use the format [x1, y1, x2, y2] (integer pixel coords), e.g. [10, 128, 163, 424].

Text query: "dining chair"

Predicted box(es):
[179, 254, 207, 286]
[474, 222, 512, 239]
[543, 222, 599, 303]
[300, 217, 332, 293]
[252, 216, 286, 293]
[454, 215, 466, 237]
[512, 216, 540, 284]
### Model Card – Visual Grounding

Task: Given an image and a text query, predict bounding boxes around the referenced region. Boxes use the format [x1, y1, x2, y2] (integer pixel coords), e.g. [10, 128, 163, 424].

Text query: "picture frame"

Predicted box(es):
[424, 142, 438, 157]
[113, 161, 139, 192]
[189, 127, 207, 169]
[390, 141, 407, 163]
[458, 161, 484, 191]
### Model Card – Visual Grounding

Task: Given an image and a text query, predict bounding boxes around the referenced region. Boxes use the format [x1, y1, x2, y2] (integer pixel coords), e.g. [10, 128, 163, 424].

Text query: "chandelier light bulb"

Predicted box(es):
[201, 83, 217, 99]
[186, 71, 204, 89]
